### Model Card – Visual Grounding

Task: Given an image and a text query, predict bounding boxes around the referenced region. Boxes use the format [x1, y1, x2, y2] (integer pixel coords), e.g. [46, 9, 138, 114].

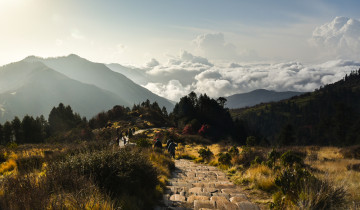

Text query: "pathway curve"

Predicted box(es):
[161, 159, 260, 210]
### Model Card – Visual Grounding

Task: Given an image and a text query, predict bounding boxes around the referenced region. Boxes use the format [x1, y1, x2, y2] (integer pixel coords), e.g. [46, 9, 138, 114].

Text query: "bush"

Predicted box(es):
[0, 176, 49, 209]
[297, 178, 347, 210]
[198, 147, 213, 162]
[52, 148, 159, 208]
[234, 146, 264, 167]
[266, 149, 281, 168]
[228, 146, 239, 157]
[136, 138, 153, 148]
[218, 152, 232, 165]
[16, 156, 44, 175]
[280, 151, 304, 167]
[340, 145, 360, 159]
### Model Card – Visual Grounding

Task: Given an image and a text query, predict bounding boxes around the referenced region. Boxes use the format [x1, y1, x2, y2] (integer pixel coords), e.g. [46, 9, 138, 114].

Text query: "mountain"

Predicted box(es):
[231, 69, 360, 146]
[0, 54, 174, 123]
[225, 89, 304, 109]
[106, 63, 150, 85]
[23, 55, 174, 110]
[0, 61, 127, 123]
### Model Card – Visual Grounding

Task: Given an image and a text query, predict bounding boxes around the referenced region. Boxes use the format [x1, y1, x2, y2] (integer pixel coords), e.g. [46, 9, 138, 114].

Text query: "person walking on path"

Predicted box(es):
[168, 141, 177, 158]
[154, 138, 162, 149]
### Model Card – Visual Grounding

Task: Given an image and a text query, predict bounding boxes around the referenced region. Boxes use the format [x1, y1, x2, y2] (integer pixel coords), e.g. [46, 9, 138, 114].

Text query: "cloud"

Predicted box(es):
[143, 58, 360, 102]
[147, 51, 212, 85]
[311, 16, 360, 60]
[194, 33, 238, 60]
[146, 58, 160, 68]
[143, 80, 191, 102]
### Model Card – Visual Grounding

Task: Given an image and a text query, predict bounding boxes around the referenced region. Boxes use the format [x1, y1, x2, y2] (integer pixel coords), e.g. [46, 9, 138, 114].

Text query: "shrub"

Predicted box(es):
[234, 146, 264, 167]
[280, 151, 304, 167]
[347, 163, 360, 172]
[274, 167, 312, 202]
[182, 124, 195, 135]
[228, 146, 239, 157]
[198, 147, 213, 162]
[218, 152, 232, 165]
[136, 138, 153, 148]
[0, 176, 49, 209]
[266, 149, 281, 168]
[340, 145, 360, 159]
[297, 178, 347, 210]
[52, 148, 159, 208]
[16, 155, 44, 175]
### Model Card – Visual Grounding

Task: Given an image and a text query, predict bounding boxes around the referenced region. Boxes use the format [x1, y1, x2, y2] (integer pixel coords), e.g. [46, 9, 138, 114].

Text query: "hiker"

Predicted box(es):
[154, 138, 162, 149]
[168, 141, 177, 158]
[116, 128, 122, 146]
[166, 139, 173, 149]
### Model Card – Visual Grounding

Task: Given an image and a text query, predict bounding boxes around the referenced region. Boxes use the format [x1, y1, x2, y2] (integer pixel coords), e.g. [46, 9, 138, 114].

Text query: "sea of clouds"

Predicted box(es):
[141, 17, 360, 101]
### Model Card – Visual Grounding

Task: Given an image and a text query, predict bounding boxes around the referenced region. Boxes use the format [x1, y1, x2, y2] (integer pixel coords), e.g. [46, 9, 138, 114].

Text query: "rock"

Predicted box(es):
[170, 194, 186, 202]
[194, 200, 216, 210]
[230, 194, 248, 203]
[236, 201, 260, 210]
[187, 195, 210, 203]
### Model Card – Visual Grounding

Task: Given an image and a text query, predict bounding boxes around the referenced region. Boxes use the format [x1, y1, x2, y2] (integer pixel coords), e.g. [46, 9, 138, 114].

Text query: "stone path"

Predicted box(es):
[161, 159, 260, 210]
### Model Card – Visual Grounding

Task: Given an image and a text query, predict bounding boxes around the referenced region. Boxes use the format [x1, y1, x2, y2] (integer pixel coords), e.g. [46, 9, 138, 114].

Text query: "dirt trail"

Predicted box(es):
[160, 159, 260, 210]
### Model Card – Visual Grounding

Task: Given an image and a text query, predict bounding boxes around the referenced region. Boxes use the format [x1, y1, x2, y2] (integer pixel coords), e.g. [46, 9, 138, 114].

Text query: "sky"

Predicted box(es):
[1, 0, 360, 101]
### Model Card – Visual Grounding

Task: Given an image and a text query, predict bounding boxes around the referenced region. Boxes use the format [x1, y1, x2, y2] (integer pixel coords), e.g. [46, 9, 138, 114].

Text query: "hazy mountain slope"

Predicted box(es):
[0, 61, 129, 123]
[24, 55, 174, 110]
[106, 63, 150, 85]
[226, 89, 304, 109]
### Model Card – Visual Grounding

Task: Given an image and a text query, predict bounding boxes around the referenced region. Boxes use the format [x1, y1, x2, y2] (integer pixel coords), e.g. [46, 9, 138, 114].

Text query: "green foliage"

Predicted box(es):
[228, 146, 239, 157]
[171, 92, 234, 139]
[6, 142, 18, 150]
[16, 156, 44, 175]
[280, 151, 304, 167]
[273, 167, 347, 209]
[234, 146, 264, 168]
[266, 149, 281, 168]
[136, 138, 152, 148]
[49, 148, 159, 208]
[198, 147, 213, 162]
[232, 69, 360, 146]
[275, 167, 312, 201]
[218, 152, 232, 165]
[48, 103, 83, 135]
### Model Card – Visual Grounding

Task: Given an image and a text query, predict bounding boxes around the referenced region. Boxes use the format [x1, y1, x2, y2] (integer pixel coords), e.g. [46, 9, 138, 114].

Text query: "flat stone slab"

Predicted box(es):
[187, 195, 210, 203]
[170, 194, 186, 202]
[230, 194, 248, 203]
[194, 200, 216, 210]
[236, 201, 260, 210]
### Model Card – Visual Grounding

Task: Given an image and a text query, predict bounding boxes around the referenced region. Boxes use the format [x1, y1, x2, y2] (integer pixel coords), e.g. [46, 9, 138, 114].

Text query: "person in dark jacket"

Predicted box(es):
[168, 142, 177, 158]
[154, 138, 162, 149]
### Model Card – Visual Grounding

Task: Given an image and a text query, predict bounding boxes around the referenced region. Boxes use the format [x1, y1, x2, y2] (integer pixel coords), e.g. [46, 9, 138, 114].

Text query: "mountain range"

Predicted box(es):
[225, 89, 304, 109]
[0, 55, 174, 123]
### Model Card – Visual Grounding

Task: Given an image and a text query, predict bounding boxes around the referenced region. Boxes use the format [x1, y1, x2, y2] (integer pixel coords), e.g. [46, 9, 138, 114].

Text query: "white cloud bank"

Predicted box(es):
[311, 16, 360, 60]
[144, 56, 360, 102]
[140, 17, 360, 102]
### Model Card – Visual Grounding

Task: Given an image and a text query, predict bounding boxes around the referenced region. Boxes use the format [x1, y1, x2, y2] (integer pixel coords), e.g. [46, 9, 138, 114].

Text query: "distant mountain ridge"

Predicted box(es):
[225, 89, 304, 109]
[0, 55, 174, 123]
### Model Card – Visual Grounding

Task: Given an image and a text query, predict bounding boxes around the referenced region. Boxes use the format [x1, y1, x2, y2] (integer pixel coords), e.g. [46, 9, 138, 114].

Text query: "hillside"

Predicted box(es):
[106, 63, 151, 85]
[0, 61, 126, 123]
[231, 69, 360, 146]
[23, 55, 174, 111]
[225, 89, 303, 109]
